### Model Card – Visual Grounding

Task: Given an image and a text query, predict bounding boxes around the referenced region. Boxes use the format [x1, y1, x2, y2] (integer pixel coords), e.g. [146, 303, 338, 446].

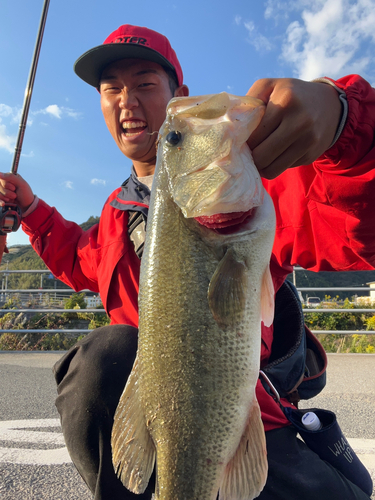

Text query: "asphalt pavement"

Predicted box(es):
[0, 351, 374, 499]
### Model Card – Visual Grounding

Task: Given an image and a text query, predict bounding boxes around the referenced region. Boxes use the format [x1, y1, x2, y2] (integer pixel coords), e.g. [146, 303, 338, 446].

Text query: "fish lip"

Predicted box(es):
[186, 209, 260, 242]
[195, 208, 256, 231]
[214, 210, 259, 236]
[208, 193, 275, 239]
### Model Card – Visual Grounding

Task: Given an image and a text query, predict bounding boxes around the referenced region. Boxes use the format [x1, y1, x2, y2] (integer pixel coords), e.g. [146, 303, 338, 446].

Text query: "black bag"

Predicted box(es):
[260, 280, 327, 404]
[284, 407, 373, 496]
[260, 281, 373, 495]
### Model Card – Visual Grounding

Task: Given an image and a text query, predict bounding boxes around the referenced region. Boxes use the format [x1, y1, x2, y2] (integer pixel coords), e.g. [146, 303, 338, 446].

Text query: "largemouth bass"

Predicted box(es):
[112, 92, 276, 500]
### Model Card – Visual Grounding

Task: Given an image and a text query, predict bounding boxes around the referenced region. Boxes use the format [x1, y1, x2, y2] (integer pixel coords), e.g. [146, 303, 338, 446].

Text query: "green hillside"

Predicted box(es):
[288, 269, 375, 301]
[0, 216, 99, 290]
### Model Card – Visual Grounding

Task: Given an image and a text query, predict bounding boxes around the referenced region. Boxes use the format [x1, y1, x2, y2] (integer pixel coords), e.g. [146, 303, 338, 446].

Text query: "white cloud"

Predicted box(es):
[244, 21, 273, 51]
[278, 0, 375, 80]
[0, 105, 35, 154]
[0, 104, 33, 126]
[63, 181, 73, 189]
[235, 15, 273, 52]
[12, 108, 27, 125]
[21, 151, 34, 158]
[0, 99, 81, 155]
[0, 104, 13, 118]
[65, 109, 81, 119]
[45, 105, 62, 119]
[0, 120, 15, 153]
[34, 105, 81, 120]
[264, 0, 312, 21]
[0, 101, 80, 133]
[91, 178, 106, 186]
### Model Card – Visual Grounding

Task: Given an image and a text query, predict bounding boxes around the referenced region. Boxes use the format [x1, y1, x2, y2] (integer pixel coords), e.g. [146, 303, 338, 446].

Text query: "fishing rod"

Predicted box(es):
[0, 0, 50, 234]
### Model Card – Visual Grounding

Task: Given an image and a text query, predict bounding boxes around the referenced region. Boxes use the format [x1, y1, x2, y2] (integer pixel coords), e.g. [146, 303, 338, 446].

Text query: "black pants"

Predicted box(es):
[53, 325, 371, 500]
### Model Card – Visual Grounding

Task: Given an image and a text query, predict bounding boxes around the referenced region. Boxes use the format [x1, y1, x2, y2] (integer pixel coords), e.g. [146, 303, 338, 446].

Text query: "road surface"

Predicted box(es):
[0, 351, 374, 499]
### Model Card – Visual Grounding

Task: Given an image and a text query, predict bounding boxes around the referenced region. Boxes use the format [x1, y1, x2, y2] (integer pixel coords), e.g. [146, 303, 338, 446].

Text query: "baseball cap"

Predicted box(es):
[74, 24, 183, 88]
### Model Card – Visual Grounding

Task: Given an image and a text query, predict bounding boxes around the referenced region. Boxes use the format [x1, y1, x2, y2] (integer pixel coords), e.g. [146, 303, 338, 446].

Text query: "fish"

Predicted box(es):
[111, 92, 276, 500]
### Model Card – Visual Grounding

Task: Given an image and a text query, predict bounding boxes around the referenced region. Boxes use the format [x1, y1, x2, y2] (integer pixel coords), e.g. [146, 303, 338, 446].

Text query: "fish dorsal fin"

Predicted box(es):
[208, 247, 248, 329]
[261, 264, 274, 327]
[219, 398, 268, 500]
[111, 357, 156, 494]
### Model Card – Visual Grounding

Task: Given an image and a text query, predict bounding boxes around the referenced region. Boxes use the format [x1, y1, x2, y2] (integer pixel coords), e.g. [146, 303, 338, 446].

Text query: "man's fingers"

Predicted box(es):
[250, 106, 316, 173]
[0, 182, 16, 193]
[251, 122, 293, 172]
[0, 173, 17, 200]
[256, 152, 305, 180]
[246, 78, 342, 178]
[246, 79, 279, 151]
[254, 135, 319, 180]
[246, 78, 276, 103]
[247, 102, 282, 152]
[0, 172, 34, 210]
[0, 172, 18, 188]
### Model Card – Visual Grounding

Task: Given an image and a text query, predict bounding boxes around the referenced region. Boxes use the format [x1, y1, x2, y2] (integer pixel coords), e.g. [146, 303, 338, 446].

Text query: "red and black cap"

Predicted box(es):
[74, 24, 183, 88]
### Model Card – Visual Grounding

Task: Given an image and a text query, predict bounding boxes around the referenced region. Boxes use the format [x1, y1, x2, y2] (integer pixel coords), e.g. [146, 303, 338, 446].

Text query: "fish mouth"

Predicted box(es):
[121, 120, 147, 137]
[195, 208, 256, 234]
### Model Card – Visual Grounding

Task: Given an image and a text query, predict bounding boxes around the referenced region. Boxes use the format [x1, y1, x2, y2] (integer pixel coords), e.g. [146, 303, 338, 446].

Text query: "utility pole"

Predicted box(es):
[5, 261, 9, 291]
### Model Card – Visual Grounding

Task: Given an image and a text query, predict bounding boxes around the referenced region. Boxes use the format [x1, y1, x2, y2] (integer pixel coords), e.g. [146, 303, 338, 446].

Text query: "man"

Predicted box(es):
[0, 25, 374, 499]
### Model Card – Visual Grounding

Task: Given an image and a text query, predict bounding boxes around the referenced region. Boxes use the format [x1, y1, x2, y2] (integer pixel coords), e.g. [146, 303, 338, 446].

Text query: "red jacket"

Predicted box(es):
[22, 75, 375, 431]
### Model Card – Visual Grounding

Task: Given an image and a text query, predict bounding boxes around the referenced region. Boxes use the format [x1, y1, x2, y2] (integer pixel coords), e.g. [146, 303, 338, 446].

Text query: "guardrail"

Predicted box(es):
[0, 270, 104, 335]
[0, 269, 374, 336]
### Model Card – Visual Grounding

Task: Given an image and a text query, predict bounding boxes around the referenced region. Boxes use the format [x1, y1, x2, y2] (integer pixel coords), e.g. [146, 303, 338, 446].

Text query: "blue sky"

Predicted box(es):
[1, 0, 375, 246]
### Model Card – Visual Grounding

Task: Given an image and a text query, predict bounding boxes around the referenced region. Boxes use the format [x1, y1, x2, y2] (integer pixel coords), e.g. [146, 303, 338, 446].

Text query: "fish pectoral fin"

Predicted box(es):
[261, 264, 275, 328]
[219, 399, 268, 500]
[111, 357, 156, 494]
[208, 247, 248, 329]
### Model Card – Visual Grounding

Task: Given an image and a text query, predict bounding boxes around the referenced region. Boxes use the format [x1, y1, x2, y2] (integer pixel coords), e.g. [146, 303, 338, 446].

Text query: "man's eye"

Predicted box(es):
[103, 86, 120, 93]
[139, 82, 154, 88]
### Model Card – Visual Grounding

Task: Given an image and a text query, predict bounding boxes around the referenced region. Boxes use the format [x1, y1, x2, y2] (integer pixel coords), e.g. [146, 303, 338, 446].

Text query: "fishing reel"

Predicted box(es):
[0, 203, 22, 235]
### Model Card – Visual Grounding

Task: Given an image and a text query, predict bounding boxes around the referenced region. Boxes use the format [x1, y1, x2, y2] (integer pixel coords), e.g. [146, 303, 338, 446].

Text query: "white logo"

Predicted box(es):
[0, 419, 71, 465]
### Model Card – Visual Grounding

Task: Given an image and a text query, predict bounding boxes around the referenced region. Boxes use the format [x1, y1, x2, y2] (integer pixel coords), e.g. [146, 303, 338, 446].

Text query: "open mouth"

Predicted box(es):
[195, 208, 255, 234]
[122, 120, 147, 137]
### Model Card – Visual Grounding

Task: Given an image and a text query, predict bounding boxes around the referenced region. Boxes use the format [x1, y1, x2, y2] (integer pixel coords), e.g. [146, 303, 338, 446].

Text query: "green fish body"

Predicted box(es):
[112, 92, 276, 500]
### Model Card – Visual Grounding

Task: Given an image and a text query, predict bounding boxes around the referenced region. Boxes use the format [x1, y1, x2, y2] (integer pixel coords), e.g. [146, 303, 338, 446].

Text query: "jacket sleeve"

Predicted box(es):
[21, 199, 100, 292]
[265, 74, 375, 282]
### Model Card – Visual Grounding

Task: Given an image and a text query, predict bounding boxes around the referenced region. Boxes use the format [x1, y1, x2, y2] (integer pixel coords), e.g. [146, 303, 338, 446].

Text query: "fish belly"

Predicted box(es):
[137, 195, 263, 500]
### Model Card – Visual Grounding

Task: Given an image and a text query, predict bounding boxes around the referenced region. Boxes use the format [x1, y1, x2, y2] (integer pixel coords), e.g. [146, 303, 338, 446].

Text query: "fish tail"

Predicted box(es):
[111, 357, 156, 494]
[219, 398, 268, 500]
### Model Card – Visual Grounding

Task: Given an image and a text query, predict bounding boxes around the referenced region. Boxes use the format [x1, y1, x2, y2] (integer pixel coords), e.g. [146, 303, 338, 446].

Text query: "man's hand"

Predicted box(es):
[246, 78, 342, 179]
[0, 172, 35, 213]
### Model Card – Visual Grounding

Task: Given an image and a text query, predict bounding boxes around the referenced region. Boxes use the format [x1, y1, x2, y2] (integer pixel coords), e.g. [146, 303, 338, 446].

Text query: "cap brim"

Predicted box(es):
[74, 44, 176, 88]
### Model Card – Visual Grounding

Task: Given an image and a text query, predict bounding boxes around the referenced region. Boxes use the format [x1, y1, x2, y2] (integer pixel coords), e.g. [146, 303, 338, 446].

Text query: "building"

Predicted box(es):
[84, 295, 103, 308]
[355, 281, 375, 305]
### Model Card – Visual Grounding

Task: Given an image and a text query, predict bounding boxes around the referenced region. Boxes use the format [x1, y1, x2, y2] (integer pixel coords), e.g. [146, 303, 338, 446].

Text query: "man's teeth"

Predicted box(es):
[122, 121, 147, 130]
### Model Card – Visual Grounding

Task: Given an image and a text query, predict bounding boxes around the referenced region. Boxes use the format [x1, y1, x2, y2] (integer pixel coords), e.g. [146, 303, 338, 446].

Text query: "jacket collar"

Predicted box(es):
[110, 166, 150, 215]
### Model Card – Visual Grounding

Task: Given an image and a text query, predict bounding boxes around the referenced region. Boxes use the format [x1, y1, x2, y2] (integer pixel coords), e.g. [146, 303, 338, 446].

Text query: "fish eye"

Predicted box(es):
[166, 131, 182, 146]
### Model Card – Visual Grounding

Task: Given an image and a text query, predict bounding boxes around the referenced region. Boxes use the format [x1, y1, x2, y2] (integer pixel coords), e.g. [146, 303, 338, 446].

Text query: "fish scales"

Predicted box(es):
[112, 92, 276, 500]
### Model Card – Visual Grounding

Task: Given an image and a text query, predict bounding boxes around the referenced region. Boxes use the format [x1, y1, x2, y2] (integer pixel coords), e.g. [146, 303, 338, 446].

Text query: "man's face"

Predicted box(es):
[100, 59, 176, 164]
